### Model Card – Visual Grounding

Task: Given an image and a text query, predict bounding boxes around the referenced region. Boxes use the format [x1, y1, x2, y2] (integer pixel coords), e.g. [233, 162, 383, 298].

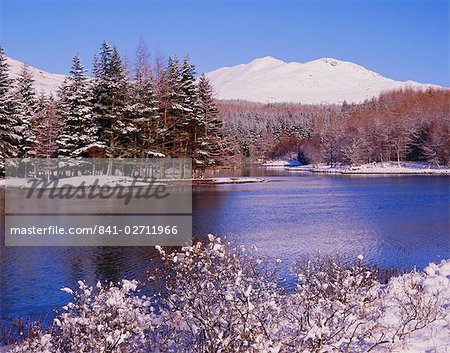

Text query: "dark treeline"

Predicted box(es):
[0, 41, 225, 176]
[218, 88, 450, 167]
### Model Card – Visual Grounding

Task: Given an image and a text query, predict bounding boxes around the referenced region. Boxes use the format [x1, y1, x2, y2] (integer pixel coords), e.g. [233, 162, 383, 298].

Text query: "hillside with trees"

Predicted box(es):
[218, 88, 450, 167]
[0, 42, 224, 176]
[1, 42, 449, 178]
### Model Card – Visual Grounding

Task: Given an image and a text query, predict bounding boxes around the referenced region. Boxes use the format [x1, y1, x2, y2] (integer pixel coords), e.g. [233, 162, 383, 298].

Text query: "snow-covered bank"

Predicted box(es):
[193, 177, 265, 185]
[376, 260, 450, 352]
[0, 176, 266, 188]
[286, 161, 450, 175]
[261, 159, 300, 167]
[1, 175, 165, 188]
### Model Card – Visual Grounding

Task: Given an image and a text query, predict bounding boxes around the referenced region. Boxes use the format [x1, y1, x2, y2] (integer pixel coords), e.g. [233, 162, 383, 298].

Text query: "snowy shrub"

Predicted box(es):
[380, 261, 450, 343]
[287, 256, 383, 352]
[11, 279, 152, 353]
[54, 279, 152, 352]
[9, 333, 53, 353]
[7, 321, 50, 353]
[150, 235, 286, 353]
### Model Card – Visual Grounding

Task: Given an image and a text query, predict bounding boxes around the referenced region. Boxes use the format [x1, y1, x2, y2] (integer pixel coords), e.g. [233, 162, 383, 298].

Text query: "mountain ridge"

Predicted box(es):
[4, 55, 444, 104]
[205, 56, 442, 104]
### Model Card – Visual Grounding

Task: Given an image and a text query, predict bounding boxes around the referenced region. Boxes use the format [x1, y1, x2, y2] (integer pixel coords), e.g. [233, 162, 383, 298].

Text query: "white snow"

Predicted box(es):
[5, 54, 444, 104]
[195, 177, 265, 184]
[5, 56, 66, 96]
[261, 159, 300, 167]
[286, 161, 450, 175]
[206, 56, 443, 104]
[376, 260, 450, 353]
[3, 175, 166, 188]
[1, 176, 266, 188]
[146, 151, 166, 158]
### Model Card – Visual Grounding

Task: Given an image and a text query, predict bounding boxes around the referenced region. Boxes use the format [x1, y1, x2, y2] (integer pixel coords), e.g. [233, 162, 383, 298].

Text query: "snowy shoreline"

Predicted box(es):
[192, 177, 265, 185]
[278, 161, 450, 175]
[0, 176, 265, 188]
[261, 159, 300, 167]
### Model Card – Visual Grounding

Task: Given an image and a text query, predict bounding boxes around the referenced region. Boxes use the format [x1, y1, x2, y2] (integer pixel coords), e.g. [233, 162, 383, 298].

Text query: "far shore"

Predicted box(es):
[263, 161, 450, 176]
[0, 176, 266, 188]
[192, 177, 265, 185]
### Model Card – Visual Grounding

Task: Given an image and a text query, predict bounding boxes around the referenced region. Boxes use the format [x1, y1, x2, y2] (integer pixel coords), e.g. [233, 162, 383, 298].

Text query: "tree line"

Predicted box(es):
[0, 41, 224, 176]
[218, 88, 450, 167]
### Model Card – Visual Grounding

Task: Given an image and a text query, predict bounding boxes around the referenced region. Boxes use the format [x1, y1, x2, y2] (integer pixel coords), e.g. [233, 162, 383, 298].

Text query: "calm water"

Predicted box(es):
[0, 168, 449, 323]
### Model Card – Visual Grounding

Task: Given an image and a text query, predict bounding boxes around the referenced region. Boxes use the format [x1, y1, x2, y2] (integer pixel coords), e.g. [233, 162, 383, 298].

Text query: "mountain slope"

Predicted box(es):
[6, 56, 66, 96]
[5, 55, 442, 104]
[206, 56, 441, 104]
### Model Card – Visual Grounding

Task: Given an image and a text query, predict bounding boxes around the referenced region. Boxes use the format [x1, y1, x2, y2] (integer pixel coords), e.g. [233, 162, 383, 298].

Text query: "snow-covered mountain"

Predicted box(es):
[6, 56, 66, 96]
[206, 56, 442, 104]
[5, 55, 443, 105]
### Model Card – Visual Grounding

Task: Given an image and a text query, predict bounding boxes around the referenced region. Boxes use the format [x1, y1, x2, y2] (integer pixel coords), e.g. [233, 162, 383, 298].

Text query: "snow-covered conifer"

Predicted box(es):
[194, 74, 224, 172]
[92, 42, 129, 158]
[124, 40, 160, 157]
[57, 54, 97, 157]
[14, 63, 38, 157]
[0, 46, 20, 175]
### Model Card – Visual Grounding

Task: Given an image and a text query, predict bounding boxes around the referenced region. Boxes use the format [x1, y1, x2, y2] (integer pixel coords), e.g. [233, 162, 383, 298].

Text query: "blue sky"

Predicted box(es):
[0, 0, 448, 85]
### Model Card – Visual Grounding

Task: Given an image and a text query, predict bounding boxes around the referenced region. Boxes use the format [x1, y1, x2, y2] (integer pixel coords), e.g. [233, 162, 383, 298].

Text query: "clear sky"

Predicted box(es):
[0, 0, 448, 86]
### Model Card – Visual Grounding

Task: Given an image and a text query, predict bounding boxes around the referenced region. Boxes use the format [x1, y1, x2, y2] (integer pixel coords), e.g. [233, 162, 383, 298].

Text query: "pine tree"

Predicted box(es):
[14, 63, 38, 157]
[164, 55, 198, 157]
[36, 91, 50, 113]
[57, 54, 97, 157]
[92, 42, 129, 158]
[160, 56, 182, 155]
[194, 74, 224, 172]
[33, 98, 62, 158]
[179, 56, 199, 155]
[179, 56, 198, 115]
[0, 46, 20, 175]
[125, 40, 160, 157]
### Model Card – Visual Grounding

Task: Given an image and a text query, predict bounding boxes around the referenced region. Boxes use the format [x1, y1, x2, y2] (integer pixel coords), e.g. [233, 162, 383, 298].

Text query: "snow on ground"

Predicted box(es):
[387, 324, 450, 353]
[2, 175, 165, 188]
[193, 177, 265, 184]
[286, 161, 450, 175]
[206, 56, 442, 104]
[377, 260, 450, 353]
[261, 159, 300, 167]
[1, 176, 266, 188]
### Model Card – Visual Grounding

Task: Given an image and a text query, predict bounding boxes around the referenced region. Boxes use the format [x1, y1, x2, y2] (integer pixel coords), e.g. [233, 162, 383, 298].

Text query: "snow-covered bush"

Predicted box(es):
[11, 279, 152, 353]
[9, 333, 53, 353]
[379, 261, 450, 343]
[287, 256, 383, 352]
[151, 235, 286, 353]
